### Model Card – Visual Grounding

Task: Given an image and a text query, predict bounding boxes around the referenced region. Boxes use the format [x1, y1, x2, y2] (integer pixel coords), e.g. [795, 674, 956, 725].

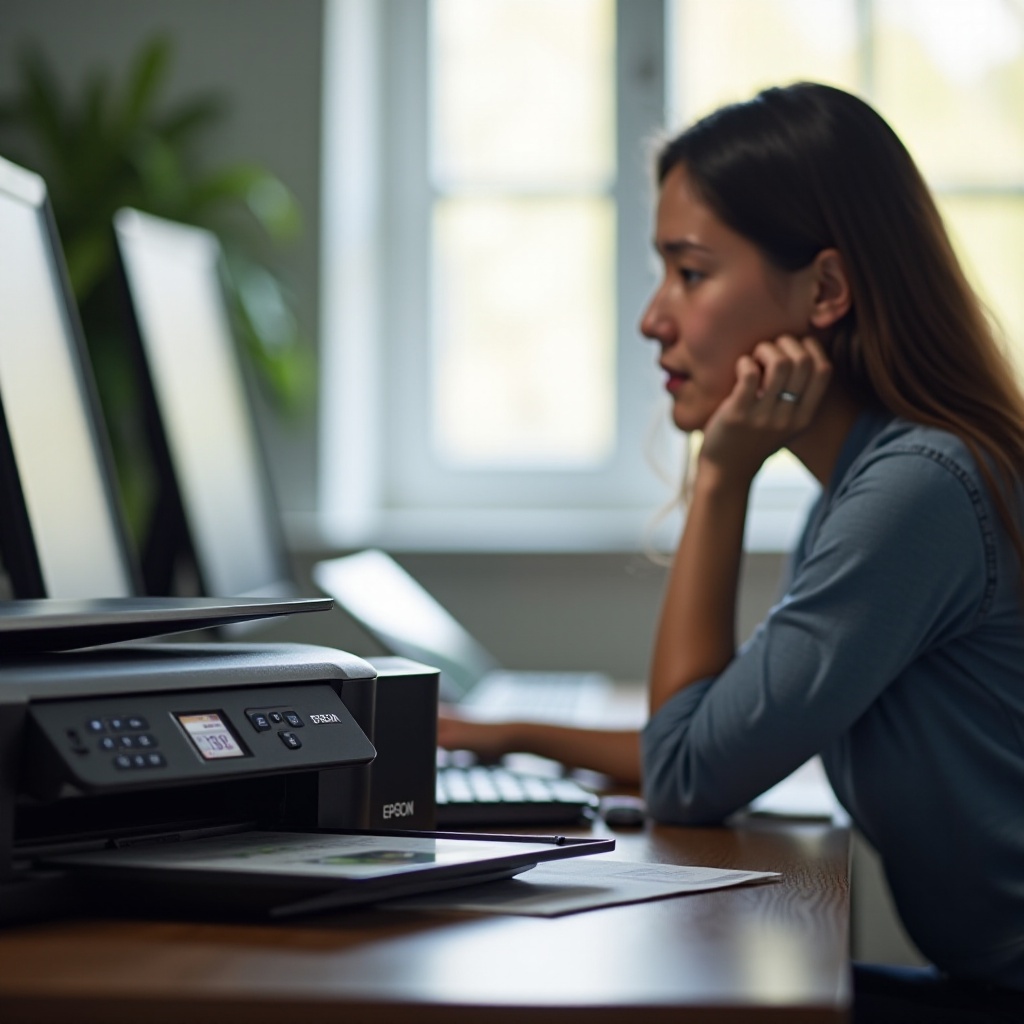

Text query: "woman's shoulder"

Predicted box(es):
[808, 411, 999, 556]
[811, 412, 1019, 625]
[846, 414, 990, 498]
[822, 413, 1005, 574]
[869, 414, 975, 460]
[795, 413, 1003, 610]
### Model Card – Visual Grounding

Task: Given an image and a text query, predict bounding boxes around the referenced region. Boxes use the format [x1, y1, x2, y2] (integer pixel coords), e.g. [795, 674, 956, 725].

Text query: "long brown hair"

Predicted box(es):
[658, 82, 1024, 568]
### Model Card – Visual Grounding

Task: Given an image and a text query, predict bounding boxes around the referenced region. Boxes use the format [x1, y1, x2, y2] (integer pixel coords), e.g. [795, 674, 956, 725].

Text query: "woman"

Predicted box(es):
[441, 83, 1024, 1020]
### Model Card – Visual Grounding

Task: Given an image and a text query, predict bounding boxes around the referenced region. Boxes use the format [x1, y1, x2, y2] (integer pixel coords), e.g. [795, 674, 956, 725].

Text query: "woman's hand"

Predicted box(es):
[438, 707, 643, 784]
[438, 707, 519, 761]
[700, 334, 832, 483]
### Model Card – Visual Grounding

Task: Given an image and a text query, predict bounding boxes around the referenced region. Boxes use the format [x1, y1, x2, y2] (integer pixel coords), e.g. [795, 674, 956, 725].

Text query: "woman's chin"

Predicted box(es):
[670, 404, 710, 434]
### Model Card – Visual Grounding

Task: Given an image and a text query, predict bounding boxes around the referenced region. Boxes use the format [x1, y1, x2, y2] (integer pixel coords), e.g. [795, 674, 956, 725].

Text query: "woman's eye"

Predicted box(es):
[679, 267, 704, 286]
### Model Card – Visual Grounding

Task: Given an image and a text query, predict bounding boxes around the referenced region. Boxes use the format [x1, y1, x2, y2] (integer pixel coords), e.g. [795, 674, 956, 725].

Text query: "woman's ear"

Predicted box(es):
[809, 248, 851, 329]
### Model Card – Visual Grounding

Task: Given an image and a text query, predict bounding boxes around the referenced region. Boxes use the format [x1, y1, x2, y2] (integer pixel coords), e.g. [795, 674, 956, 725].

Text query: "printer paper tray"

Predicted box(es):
[45, 827, 615, 919]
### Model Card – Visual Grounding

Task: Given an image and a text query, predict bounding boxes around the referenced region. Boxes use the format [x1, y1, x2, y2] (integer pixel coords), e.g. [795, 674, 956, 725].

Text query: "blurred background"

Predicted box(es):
[3, 0, 1022, 965]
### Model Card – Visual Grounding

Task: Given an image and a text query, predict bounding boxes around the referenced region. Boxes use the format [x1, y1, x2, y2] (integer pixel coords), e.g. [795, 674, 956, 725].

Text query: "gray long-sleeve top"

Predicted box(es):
[642, 411, 1024, 990]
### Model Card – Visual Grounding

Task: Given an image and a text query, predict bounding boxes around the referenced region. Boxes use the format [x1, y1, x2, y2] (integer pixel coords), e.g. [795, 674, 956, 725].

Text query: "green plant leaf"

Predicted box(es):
[119, 34, 172, 138]
[222, 249, 313, 418]
[155, 95, 225, 147]
[234, 261, 297, 348]
[64, 229, 115, 302]
[82, 72, 112, 144]
[185, 163, 300, 241]
[189, 162, 276, 205]
[128, 132, 191, 213]
[18, 47, 71, 170]
[246, 175, 302, 240]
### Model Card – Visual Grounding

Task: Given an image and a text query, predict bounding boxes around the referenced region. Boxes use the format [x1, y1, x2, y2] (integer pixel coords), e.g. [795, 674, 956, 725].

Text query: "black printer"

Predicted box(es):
[0, 640, 448, 924]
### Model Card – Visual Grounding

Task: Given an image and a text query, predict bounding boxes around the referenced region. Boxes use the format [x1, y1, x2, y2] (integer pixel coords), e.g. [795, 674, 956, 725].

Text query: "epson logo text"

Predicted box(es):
[382, 800, 415, 820]
[310, 713, 342, 724]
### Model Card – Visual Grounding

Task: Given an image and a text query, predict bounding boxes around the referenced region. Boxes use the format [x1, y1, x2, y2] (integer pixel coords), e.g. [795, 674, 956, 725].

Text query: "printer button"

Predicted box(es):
[247, 712, 272, 732]
[135, 733, 157, 748]
[145, 752, 167, 768]
[127, 716, 149, 731]
[113, 754, 133, 770]
[268, 711, 284, 724]
[119, 735, 137, 749]
[131, 754, 148, 769]
[107, 717, 128, 732]
[283, 712, 303, 728]
[86, 718, 106, 734]
[99, 736, 118, 752]
[279, 731, 302, 750]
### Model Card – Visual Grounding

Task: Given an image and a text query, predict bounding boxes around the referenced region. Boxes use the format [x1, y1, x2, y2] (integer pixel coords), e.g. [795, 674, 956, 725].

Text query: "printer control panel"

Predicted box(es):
[26, 684, 376, 794]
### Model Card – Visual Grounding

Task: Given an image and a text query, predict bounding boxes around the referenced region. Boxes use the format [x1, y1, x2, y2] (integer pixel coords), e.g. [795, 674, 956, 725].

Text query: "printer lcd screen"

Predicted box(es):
[175, 712, 248, 760]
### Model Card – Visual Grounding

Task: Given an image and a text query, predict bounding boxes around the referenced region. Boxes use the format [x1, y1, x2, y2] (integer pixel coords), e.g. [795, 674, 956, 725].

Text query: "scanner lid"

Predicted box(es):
[0, 595, 333, 653]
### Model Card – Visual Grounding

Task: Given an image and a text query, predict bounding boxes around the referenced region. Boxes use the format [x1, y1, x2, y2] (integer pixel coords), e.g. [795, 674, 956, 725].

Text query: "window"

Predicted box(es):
[431, 0, 616, 469]
[320, 0, 1024, 552]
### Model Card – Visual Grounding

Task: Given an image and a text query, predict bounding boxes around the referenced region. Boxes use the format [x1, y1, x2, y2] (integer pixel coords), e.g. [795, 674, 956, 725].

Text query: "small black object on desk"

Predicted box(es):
[599, 795, 647, 828]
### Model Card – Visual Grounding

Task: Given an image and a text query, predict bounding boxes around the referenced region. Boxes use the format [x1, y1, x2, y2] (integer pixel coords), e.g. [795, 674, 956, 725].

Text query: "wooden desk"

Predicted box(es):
[0, 817, 849, 1023]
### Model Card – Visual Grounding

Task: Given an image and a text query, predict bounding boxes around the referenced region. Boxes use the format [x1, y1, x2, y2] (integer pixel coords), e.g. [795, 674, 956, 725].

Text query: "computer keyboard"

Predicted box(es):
[435, 762, 600, 826]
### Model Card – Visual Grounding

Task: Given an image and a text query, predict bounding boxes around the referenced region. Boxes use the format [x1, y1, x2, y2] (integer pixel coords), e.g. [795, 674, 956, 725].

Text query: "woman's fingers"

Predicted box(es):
[731, 353, 763, 407]
[700, 334, 833, 478]
[791, 336, 832, 419]
[751, 334, 831, 426]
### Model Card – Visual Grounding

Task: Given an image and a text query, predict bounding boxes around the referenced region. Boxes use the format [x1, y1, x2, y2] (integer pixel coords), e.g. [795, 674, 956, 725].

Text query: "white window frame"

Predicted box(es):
[318, 0, 818, 553]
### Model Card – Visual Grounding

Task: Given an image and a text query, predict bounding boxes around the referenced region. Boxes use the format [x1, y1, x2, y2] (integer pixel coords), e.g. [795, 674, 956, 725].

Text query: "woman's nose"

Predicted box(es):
[639, 290, 672, 346]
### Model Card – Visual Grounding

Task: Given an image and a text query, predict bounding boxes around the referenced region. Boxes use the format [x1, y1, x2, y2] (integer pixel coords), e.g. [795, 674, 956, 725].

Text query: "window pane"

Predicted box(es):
[433, 198, 615, 465]
[671, 0, 858, 123]
[940, 196, 1024, 378]
[875, 0, 1024, 184]
[432, 0, 615, 186]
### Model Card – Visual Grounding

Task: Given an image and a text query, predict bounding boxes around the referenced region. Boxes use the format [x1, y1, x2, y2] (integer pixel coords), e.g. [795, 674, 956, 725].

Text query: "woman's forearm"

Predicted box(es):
[649, 464, 750, 714]
[509, 720, 638, 782]
[438, 713, 641, 785]
[505, 723, 641, 785]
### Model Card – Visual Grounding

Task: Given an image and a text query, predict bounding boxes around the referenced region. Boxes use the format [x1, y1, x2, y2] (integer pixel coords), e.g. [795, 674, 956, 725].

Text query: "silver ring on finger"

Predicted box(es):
[778, 390, 801, 403]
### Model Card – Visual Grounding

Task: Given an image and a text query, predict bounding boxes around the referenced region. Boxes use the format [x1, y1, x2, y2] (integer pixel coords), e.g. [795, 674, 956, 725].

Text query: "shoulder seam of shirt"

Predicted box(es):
[873, 441, 998, 618]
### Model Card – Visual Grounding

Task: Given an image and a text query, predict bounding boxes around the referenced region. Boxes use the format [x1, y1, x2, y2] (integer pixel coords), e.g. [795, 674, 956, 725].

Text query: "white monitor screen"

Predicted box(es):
[0, 158, 135, 598]
[115, 209, 289, 599]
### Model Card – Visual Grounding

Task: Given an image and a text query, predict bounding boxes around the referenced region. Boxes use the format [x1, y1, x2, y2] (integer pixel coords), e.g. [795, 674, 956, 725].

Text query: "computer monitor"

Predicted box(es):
[0, 155, 140, 598]
[112, 208, 295, 599]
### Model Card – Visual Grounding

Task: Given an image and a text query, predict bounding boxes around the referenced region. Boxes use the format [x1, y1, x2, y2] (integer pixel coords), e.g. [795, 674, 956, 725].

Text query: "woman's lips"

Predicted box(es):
[663, 369, 690, 394]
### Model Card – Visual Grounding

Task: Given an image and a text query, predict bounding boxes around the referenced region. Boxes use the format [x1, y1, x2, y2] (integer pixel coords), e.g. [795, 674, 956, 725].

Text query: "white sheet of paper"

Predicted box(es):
[384, 856, 779, 916]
